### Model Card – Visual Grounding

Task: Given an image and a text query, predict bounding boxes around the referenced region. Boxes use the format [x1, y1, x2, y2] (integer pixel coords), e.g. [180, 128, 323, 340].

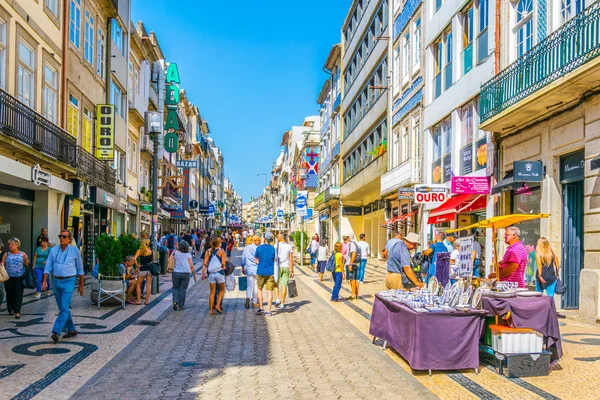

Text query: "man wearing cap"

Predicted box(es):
[382, 231, 424, 290]
[255, 231, 277, 316]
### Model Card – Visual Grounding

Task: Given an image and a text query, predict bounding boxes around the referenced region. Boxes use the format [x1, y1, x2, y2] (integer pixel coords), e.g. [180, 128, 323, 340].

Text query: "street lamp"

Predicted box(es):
[298, 167, 307, 267]
[257, 173, 268, 189]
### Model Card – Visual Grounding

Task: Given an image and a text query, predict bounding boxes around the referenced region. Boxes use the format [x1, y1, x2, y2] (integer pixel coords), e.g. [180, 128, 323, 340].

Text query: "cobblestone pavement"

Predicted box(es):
[72, 250, 434, 400]
[296, 258, 600, 400]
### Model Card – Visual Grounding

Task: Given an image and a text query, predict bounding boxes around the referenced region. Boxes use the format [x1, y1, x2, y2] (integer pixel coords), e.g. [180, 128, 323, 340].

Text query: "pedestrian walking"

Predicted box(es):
[0, 239, 5, 310]
[2, 238, 30, 319]
[383, 231, 423, 290]
[42, 230, 85, 342]
[535, 237, 560, 296]
[226, 235, 234, 257]
[275, 234, 294, 309]
[166, 228, 178, 255]
[331, 242, 345, 302]
[36, 227, 48, 248]
[357, 233, 370, 284]
[346, 235, 360, 300]
[241, 235, 261, 309]
[308, 236, 319, 270]
[201, 237, 227, 315]
[342, 236, 350, 280]
[170, 241, 197, 311]
[133, 239, 154, 305]
[255, 231, 276, 316]
[33, 236, 51, 298]
[316, 240, 328, 282]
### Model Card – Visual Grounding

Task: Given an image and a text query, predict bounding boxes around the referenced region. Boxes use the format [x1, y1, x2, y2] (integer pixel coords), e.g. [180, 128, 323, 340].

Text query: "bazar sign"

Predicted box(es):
[451, 176, 490, 194]
[414, 185, 447, 204]
[96, 105, 115, 160]
[176, 159, 198, 169]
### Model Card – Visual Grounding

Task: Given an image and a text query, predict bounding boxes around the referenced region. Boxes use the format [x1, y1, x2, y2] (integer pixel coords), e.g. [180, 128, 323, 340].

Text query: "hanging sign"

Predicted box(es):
[95, 105, 115, 160]
[458, 236, 474, 277]
[514, 161, 543, 182]
[176, 159, 198, 169]
[414, 185, 447, 204]
[276, 208, 284, 221]
[398, 187, 414, 200]
[32, 164, 51, 186]
[451, 176, 490, 194]
[164, 132, 179, 153]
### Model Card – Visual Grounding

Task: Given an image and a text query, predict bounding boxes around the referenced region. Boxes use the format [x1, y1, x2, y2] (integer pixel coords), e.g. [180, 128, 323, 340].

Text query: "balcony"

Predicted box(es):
[331, 140, 340, 159]
[0, 88, 77, 171]
[98, 0, 118, 17]
[380, 157, 422, 196]
[76, 147, 116, 194]
[324, 185, 340, 203]
[141, 135, 154, 154]
[480, 2, 600, 133]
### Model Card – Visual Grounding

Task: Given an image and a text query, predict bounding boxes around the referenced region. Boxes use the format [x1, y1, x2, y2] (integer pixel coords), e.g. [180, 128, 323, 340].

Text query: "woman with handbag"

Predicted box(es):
[169, 240, 197, 311]
[1, 237, 29, 319]
[133, 239, 154, 305]
[201, 237, 227, 315]
[535, 237, 561, 297]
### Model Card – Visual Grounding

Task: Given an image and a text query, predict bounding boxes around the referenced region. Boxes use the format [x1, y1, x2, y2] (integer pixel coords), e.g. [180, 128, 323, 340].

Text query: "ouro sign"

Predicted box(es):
[414, 184, 447, 204]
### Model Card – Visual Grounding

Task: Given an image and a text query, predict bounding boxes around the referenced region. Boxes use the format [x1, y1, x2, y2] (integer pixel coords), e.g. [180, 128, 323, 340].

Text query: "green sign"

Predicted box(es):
[140, 203, 152, 212]
[165, 109, 180, 131]
[165, 85, 180, 106]
[166, 63, 180, 84]
[164, 132, 179, 153]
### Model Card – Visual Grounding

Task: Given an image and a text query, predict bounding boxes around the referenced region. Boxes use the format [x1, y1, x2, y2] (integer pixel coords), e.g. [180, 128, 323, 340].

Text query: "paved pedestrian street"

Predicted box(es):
[1, 248, 600, 399]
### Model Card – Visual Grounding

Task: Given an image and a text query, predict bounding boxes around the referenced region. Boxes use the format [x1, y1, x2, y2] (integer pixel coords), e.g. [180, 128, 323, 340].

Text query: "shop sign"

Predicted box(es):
[398, 187, 414, 200]
[127, 203, 137, 214]
[319, 212, 329, 221]
[164, 132, 179, 153]
[443, 154, 452, 183]
[451, 176, 490, 194]
[458, 236, 474, 277]
[276, 208, 284, 221]
[329, 186, 340, 195]
[92, 187, 119, 210]
[475, 137, 487, 172]
[176, 159, 198, 169]
[118, 202, 127, 214]
[560, 150, 584, 184]
[514, 160, 543, 182]
[296, 191, 308, 217]
[303, 208, 313, 221]
[95, 105, 115, 160]
[31, 164, 51, 186]
[460, 146, 473, 175]
[189, 200, 199, 209]
[342, 206, 362, 216]
[414, 185, 447, 204]
[364, 203, 372, 214]
[140, 203, 152, 212]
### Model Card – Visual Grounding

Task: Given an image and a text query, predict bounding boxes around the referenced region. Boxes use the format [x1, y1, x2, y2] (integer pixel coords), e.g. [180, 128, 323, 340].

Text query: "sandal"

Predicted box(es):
[215, 307, 223, 314]
[127, 300, 141, 305]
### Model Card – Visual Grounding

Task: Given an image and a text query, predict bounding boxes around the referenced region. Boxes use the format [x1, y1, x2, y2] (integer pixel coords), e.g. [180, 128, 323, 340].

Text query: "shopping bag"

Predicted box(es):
[287, 279, 298, 298]
[225, 274, 236, 292]
[0, 263, 8, 282]
[23, 268, 36, 289]
[238, 276, 247, 291]
[167, 256, 175, 273]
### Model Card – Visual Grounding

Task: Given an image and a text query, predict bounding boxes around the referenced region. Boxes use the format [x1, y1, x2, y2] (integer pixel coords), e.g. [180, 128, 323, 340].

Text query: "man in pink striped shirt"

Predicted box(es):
[498, 226, 528, 288]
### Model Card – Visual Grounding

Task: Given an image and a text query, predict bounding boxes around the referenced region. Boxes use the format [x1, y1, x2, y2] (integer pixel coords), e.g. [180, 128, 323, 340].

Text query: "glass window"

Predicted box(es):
[0, 18, 6, 90]
[112, 19, 125, 55]
[412, 117, 421, 162]
[561, 0, 584, 23]
[392, 128, 400, 167]
[445, 30, 453, 64]
[432, 126, 442, 161]
[83, 107, 92, 153]
[67, 94, 79, 139]
[442, 118, 452, 156]
[97, 29, 105, 77]
[434, 40, 443, 74]
[43, 65, 58, 123]
[479, 0, 489, 31]
[462, 104, 473, 146]
[401, 124, 410, 162]
[17, 40, 35, 107]
[111, 80, 125, 118]
[413, 17, 421, 68]
[394, 45, 401, 89]
[403, 32, 410, 81]
[515, 0, 533, 57]
[69, 0, 81, 49]
[464, 5, 474, 47]
[84, 10, 94, 65]
[46, 0, 59, 16]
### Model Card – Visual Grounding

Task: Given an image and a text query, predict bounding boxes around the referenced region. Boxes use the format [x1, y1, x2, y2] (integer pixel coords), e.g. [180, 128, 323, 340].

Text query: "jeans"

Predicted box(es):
[536, 280, 557, 297]
[172, 272, 191, 308]
[331, 272, 343, 300]
[246, 274, 258, 303]
[358, 259, 367, 283]
[35, 267, 50, 292]
[52, 277, 76, 334]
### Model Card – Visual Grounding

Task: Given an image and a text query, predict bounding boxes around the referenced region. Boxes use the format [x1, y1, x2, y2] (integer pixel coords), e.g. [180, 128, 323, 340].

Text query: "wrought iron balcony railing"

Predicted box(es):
[481, 2, 600, 123]
[76, 147, 116, 193]
[0, 88, 77, 167]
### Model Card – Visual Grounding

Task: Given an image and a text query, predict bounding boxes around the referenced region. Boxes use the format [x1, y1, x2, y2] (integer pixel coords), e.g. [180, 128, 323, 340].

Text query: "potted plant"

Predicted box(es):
[91, 234, 126, 307]
[140, 186, 146, 194]
[118, 234, 141, 260]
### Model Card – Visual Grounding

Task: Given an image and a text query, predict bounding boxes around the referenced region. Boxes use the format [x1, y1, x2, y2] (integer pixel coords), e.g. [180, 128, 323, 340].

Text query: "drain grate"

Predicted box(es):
[136, 320, 159, 326]
[180, 362, 201, 367]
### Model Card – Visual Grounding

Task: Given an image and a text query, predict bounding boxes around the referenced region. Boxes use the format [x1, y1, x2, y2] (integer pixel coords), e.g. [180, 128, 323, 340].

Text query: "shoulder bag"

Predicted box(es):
[0, 263, 8, 283]
[167, 252, 175, 273]
[554, 264, 566, 295]
[23, 252, 36, 289]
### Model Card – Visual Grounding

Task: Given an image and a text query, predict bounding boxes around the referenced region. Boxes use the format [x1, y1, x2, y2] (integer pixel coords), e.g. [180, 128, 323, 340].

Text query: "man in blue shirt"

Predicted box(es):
[254, 231, 276, 316]
[42, 229, 85, 343]
[241, 235, 261, 309]
[423, 232, 450, 285]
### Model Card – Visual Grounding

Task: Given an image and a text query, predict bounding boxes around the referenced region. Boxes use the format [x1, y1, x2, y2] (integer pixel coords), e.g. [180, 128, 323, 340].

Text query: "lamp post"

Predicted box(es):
[298, 167, 307, 267]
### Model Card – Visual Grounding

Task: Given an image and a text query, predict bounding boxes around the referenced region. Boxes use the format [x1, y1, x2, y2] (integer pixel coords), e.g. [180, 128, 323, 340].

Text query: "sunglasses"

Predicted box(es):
[58, 234, 70, 239]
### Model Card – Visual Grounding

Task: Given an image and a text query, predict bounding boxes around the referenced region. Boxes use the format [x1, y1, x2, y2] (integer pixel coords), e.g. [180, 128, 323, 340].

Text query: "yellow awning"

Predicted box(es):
[446, 213, 550, 233]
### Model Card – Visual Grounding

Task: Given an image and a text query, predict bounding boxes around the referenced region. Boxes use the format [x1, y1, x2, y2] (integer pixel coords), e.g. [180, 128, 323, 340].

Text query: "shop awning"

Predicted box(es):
[592, 155, 600, 170]
[427, 194, 486, 225]
[491, 171, 528, 194]
[382, 210, 417, 227]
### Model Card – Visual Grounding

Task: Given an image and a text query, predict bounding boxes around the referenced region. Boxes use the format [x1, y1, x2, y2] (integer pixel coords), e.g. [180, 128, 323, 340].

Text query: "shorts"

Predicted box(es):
[257, 275, 276, 290]
[208, 271, 225, 284]
[138, 270, 151, 277]
[316, 261, 326, 273]
[347, 264, 359, 281]
[385, 272, 405, 290]
[279, 268, 291, 286]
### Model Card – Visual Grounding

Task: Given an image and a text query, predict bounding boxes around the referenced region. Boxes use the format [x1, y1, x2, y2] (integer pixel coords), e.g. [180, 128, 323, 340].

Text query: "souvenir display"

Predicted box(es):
[517, 291, 543, 297]
[428, 276, 439, 296]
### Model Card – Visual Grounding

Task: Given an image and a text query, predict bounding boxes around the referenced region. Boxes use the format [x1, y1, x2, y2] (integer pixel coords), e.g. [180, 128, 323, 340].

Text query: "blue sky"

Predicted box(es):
[131, 0, 350, 202]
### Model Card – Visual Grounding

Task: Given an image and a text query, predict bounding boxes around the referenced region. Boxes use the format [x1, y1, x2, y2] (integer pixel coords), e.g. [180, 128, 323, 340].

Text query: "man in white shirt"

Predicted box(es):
[357, 233, 370, 284]
[274, 234, 294, 309]
[450, 241, 460, 278]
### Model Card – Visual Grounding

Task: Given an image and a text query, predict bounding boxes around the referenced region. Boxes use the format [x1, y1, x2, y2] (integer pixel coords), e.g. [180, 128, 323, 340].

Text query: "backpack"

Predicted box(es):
[325, 253, 338, 273]
[349, 241, 362, 264]
[166, 234, 176, 249]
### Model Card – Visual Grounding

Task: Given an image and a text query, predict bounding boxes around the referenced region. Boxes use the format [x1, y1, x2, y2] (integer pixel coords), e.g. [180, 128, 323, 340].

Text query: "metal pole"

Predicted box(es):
[300, 217, 304, 267]
[151, 62, 165, 294]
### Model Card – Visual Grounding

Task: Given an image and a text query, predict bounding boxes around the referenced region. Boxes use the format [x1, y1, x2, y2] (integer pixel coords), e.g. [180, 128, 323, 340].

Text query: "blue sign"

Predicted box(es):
[276, 209, 284, 218]
[296, 195, 307, 208]
[208, 204, 215, 214]
[303, 208, 313, 221]
[268, 213, 273, 220]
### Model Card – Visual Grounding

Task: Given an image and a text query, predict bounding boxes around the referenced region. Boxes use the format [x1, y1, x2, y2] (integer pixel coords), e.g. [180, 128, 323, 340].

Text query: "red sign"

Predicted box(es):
[451, 176, 490, 194]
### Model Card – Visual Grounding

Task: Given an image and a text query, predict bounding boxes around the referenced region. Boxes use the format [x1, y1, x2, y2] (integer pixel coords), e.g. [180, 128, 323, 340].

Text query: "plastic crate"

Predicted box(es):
[496, 351, 552, 378]
[490, 325, 543, 354]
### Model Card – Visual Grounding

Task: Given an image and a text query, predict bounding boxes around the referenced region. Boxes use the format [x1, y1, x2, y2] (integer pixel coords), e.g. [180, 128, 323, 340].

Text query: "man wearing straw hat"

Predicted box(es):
[382, 231, 424, 290]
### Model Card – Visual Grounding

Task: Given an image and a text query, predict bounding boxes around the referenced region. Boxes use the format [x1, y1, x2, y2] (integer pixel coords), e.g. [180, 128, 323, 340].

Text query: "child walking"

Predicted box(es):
[331, 242, 345, 302]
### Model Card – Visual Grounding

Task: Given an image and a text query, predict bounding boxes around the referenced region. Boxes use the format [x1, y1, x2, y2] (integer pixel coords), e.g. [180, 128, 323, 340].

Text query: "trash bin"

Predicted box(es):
[159, 247, 168, 275]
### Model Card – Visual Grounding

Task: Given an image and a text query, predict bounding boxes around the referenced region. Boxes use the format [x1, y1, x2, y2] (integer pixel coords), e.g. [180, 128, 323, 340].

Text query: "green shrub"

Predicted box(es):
[290, 231, 308, 254]
[95, 234, 123, 277]
[118, 234, 141, 260]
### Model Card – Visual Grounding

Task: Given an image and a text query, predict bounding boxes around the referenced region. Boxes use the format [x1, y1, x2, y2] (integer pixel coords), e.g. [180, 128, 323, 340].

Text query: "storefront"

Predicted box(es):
[91, 186, 119, 235]
[319, 210, 330, 247]
[360, 200, 387, 259]
[127, 201, 139, 234]
[140, 203, 152, 235]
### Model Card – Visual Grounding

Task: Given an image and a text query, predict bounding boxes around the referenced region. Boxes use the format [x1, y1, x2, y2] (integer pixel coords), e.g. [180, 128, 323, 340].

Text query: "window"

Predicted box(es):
[515, 0, 533, 57]
[561, 0, 584, 23]
[110, 80, 125, 118]
[432, 118, 452, 184]
[69, 0, 81, 49]
[462, 104, 474, 146]
[434, 40, 443, 75]
[479, 0, 489, 31]
[112, 19, 125, 55]
[67, 94, 79, 139]
[97, 29, 105, 77]
[402, 32, 410, 82]
[394, 45, 401, 90]
[46, 0, 59, 16]
[412, 117, 421, 164]
[84, 10, 94, 65]
[463, 5, 474, 48]
[401, 124, 410, 162]
[128, 59, 140, 94]
[43, 65, 58, 123]
[392, 127, 400, 167]
[17, 40, 35, 107]
[111, 150, 127, 182]
[413, 17, 421, 70]
[83, 107, 92, 153]
[0, 18, 6, 90]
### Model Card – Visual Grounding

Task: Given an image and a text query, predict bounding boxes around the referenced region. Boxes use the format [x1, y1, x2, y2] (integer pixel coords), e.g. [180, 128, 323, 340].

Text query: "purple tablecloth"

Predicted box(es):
[369, 295, 486, 371]
[482, 296, 563, 363]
